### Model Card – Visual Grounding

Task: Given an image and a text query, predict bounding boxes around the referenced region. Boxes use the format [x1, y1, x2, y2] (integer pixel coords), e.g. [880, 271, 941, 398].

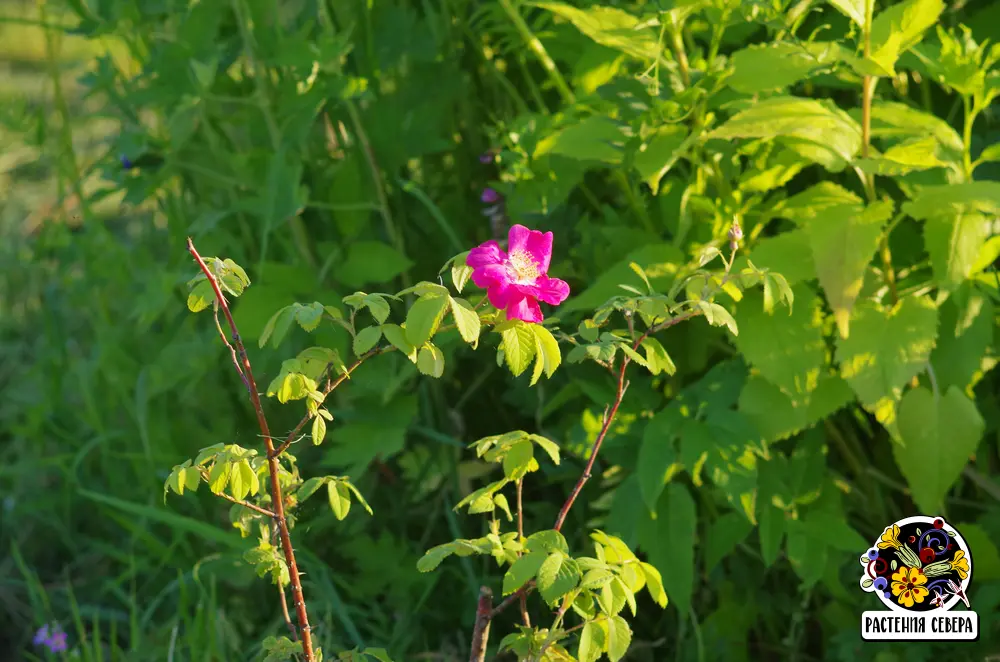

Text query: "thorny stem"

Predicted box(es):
[552, 310, 699, 532]
[494, 309, 702, 621]
[213, 307, 250, 391]
[186, 238, 316, 662]
[273, 523, 300, 641]
[469, 586, 494, 662]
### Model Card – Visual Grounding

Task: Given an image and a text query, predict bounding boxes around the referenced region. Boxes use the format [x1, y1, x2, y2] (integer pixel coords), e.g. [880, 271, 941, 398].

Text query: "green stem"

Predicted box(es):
[498, 0, 575, 105]
[961, 95, 976, 181]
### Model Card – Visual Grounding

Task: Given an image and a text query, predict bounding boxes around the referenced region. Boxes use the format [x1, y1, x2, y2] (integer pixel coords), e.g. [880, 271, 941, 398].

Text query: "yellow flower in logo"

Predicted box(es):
[891, 566, 929, 608]
[878, 524, 902, 550]
[950, 550, 970, 580]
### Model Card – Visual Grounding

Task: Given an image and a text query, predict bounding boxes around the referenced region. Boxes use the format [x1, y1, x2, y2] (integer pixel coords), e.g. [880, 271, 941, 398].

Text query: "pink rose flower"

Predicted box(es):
[466, 224, 570, 323]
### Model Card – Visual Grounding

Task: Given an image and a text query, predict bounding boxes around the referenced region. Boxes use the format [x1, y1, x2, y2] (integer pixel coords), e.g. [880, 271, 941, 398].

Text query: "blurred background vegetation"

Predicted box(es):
[2, 0, 1000, 660]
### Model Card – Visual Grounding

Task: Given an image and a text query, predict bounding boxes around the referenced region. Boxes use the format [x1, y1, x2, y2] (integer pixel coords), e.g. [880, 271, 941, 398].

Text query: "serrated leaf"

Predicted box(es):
[728, 41, 849, 94]
[417, 543, 455, 572]
[578, 319, 600, 342]
[530, 435, 561, 465]
[525, 530, 570, 555]
[297, 477, 326, 502]
[452, 259, 473, 293]
[804, 197, 893, 338]
[327, 480, 351, 520]
[827, 0, 867, 27]
[577, 620, 606, 662]
[353, 326, 383, 356]
[646, 483, 696, 614]
[640, 562, 668, 608]
[709, 97, 862, 171]
[381, 323, 417, 362]
[503, 550, 548, 595]
[260, 306, 296, 349]
[640, 336, 676, 375]
[537, 552, 581, 605]
[536, 2, 661, 61]
[341, 480, 374, 515]
[698, 301, 739, 336]
[606, 614, 632, 662]
[187, 280, 214, 313]
[733, 286, 825, 399]
[405, 294, 450, 346]
[449, 297, 481, 345]
[532, 324, 562, 377]
[503, 440, 535, 480]
[894, 386, 985, 513]
[295, 302, 325, 331]
[208, 461, 231, 495]
[417, 344, 445, 378]
[637, 414, 678, 515]
[868, 0, 944, 77]
[494, 493, 513, 521]
[925, 211, 990, 289]
[501, 322, 537, 377]
[835, 297, 938, 415]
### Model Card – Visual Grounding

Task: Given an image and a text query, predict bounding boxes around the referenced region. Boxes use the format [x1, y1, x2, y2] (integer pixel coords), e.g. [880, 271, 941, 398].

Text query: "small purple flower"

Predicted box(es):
[120, 154, 133, 169]
[481, 187, 500, 204]
[48, 631, 68, 653]
[33, 623, 68, 654]
[479, 152, 494, 164]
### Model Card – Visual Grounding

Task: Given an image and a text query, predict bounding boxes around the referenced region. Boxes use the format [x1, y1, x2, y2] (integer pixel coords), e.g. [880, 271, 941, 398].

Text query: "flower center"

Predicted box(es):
[507, 248, 540, 284]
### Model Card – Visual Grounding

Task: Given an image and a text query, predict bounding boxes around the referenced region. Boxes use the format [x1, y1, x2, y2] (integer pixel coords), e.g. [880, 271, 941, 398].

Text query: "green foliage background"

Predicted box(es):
[2, 0, 1000, 659]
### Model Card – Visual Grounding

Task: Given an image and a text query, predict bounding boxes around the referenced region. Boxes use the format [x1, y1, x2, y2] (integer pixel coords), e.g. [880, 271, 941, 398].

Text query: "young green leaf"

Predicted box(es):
[503, 550, 548, 595]
[417, 345, 445, 378]
[606, 614, 632, 662]
[311, 413, 327, 445]
[381, 323, 417, 362]
[341, 480, 374, 516]
[327, 480, 352, 520]
[537, 552, 581, 605]
[353, 326, 383, 356]
[697, 301, 739, 336]
[639, 562, 668, 608]
[259, 306, 296, 348]
[639, 337, 676, 375]
[449, 296, 481, 345]
[500, 321, 537, 377]
[577, 620, 606, 662]
[405, 293, 450, 346]
[502, 440, 535, 480]
[187, 279, 215, 313]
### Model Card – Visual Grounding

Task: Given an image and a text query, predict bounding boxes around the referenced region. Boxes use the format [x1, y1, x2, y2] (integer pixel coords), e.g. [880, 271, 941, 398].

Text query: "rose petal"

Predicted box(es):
[523, 275, 570, 305]
[487, 281, 513, 309]
[472, 263, 512, 290]
[507, 224, 553, 273]
[505, 292, 543, 323]
[467, 240, 507, 268]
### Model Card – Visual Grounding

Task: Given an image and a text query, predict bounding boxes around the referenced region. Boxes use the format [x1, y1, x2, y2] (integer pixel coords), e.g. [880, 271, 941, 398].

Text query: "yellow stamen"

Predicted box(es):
[507, 248, 539, 284]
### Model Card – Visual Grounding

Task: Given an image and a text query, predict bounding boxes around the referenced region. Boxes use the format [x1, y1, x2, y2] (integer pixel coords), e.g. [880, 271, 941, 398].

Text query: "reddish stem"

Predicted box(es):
[495, 309, 701, 614]
[186, 238, 315, 662]
[270, 349, 381, 459]
[469, 586, 494, 662]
